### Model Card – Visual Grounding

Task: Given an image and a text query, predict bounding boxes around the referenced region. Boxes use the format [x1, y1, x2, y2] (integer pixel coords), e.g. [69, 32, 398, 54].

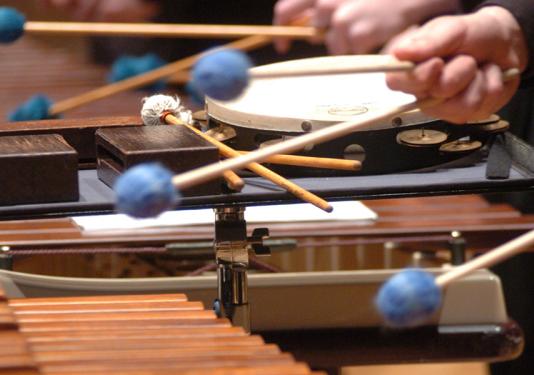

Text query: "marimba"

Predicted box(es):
[0, 195, 530, 370]
[0, 195, 533, 278]
[0, 37, 148, 120]
[1, 286, 321, 374]
[0, 19, 533, 373]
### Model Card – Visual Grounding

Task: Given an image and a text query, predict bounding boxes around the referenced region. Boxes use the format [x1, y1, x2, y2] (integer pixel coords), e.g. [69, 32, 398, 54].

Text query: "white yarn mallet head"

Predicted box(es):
[141, 94, 192, 126]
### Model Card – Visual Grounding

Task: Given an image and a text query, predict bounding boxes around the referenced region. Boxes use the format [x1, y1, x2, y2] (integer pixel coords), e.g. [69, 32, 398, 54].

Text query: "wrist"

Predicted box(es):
[475, 6, 528, 71]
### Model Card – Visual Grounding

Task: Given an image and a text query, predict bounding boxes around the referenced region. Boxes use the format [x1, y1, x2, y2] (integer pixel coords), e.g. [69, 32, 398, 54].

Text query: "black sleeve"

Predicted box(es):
[460, 0, 485, 12]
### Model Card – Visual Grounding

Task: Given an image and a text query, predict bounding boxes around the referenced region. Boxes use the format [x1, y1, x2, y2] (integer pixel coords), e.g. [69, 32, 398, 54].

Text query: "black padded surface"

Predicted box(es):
[486, 134, 513, 179]
[1, 133, 533, 220]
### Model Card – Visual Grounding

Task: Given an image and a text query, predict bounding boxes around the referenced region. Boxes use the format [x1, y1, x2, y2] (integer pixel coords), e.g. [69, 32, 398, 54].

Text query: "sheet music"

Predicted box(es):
[72, 201, 377, 232]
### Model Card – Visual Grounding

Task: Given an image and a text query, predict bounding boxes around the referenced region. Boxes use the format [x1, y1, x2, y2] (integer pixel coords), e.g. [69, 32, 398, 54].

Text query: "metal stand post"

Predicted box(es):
[449, 230, 466, 265]
[213, 206, 270, 332]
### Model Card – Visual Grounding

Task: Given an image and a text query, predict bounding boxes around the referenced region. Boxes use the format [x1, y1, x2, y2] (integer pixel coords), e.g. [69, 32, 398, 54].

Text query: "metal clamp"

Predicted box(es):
[212, 206, 271, 332]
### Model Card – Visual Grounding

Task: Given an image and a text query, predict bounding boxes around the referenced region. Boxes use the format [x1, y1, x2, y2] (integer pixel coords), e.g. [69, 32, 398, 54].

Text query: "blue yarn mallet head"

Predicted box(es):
[375, 269, 442, 328]
[114, 163, 180, 218]
[108, 53, 167, 90]
[9, 94, 53, 122]
[0, 7, 25, 43]
[191, 49, 252, 101]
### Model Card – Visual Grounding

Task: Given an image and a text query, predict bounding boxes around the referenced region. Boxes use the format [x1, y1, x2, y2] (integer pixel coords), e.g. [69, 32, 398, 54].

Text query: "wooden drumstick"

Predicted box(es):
[171, 69, 519, 189]
[250, 56, 415, 79]
[238, 151, 361, 171]
[162, 113, 333, 212]
[169, 56, 414, 84]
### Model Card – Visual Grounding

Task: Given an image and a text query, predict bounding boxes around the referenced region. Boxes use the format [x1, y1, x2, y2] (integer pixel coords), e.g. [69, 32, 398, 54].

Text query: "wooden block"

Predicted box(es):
[0, 134, 78, 206]
[0, 116, 143, 167]
[96, 126, 222, 197]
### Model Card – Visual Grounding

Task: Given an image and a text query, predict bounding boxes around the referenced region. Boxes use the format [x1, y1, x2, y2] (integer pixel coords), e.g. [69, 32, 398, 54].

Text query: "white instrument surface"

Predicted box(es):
[207, 55, 436, 132]
[0, 268, 507, 331]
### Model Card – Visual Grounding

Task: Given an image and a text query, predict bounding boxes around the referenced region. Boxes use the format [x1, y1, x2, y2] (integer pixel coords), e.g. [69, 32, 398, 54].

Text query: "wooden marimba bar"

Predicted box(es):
[0, 288, 319, 375]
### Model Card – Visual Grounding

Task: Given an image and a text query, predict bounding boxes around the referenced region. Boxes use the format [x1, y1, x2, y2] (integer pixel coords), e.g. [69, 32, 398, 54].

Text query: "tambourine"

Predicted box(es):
[205, 55, 507, 176]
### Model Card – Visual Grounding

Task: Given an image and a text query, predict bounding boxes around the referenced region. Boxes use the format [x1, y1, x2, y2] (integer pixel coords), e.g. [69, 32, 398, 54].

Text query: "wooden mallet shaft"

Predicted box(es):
[436, 229, 534, 288]
[238, 151, 361, 171]
[221, 170, 245, 191]
[164, 114, 332, 212]
[49, 17, 313, 114]
[49, 34, 272, 116]
[25, 21, 320, 40]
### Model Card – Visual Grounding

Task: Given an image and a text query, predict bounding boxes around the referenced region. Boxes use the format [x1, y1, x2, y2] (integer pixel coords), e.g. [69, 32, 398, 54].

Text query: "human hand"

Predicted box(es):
[386, 6, 528, 123]
[273, 0, 459, 54]
[39, 0, 160, 22]
[273, 0, 345, 53]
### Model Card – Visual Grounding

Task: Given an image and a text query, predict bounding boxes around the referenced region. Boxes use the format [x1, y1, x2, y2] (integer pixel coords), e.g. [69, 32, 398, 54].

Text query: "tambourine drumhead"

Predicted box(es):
[206, 55, 436, 133]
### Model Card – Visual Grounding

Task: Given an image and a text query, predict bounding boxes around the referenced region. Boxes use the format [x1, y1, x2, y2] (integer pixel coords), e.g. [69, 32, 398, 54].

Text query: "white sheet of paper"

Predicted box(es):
[72, 201, 377, 232]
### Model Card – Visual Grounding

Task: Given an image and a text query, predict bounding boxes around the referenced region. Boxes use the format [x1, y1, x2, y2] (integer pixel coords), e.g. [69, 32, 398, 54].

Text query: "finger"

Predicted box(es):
[471, 64, 505, 120]
[98, 0, 160, 22]
[471, 63, 519, 120]
[326, 4, 354, 54]
[429, 55, 478, 99]
[443, 70, 486, 124]
[325, 28, 349, 54]
[333, 0, 404, 54]
[274, 0, 315, 25]
[273, 0, 315, 53]
[37, 0, 56, 10]
[73, 0, 99, 21]
[347, 21, 381, 54]
[424, 70, 486, 123]
[391, 16, 468, 62]
[314, 0, 346, 28]
[386, 57, 444, 96]
[50, 0, 75, 7]
[138, 2, 161, 21]
[381, 25, 418, 55]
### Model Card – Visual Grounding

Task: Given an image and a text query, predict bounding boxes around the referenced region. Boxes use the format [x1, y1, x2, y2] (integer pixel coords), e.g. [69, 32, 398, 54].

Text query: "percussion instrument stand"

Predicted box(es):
[0, 247, 13, 270]
[213, 206, 270, 332]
